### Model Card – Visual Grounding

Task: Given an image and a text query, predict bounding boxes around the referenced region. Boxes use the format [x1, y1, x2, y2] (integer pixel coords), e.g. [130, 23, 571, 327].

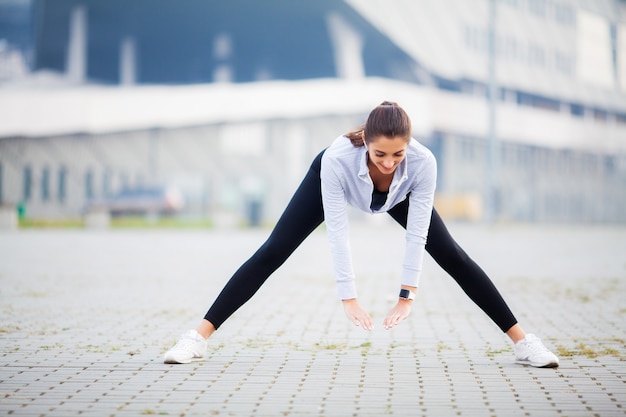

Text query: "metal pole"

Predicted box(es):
[487, 0, 498, 222]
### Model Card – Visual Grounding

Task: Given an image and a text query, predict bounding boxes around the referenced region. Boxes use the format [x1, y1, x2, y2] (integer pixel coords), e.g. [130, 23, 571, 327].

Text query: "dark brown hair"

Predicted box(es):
[345, 101, 412, 147]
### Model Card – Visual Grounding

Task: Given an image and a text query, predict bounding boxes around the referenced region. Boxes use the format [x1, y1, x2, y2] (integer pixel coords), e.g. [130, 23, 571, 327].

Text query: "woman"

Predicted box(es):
[164, 101, 559, 368]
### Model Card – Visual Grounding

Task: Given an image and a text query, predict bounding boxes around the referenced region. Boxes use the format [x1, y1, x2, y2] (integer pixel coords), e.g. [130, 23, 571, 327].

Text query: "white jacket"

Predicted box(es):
[320, 135, 437, 299]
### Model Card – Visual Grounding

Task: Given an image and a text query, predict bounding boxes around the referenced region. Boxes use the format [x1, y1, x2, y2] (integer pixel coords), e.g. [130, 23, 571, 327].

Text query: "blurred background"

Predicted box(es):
[0, 0, 625, 228]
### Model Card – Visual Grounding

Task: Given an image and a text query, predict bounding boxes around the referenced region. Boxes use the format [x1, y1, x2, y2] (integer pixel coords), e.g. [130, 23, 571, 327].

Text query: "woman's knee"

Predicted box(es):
[254, 233, 300, 271]
[427, 238, 474, 277]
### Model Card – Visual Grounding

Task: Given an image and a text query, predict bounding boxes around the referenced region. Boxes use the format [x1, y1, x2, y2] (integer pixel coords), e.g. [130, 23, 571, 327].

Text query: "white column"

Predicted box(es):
[66, 5, 87, 84]
[119, 36, 137, 85]
[326, 12, 365, 80]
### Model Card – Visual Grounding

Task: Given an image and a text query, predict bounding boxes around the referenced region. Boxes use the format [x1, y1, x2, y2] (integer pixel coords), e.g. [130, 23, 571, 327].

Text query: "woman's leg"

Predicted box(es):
[387, 203, 518, 334]
[202, 150, 326, 332]
[387, 203, 559, 367]
[165, 151, 326, 363]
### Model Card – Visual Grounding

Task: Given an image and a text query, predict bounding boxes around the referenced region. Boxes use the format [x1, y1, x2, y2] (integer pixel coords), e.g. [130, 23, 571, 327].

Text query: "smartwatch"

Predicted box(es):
[399, 289, 415, 300]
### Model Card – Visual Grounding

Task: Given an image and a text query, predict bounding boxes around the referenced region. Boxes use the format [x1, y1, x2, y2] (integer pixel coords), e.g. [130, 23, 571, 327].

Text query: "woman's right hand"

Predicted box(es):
[342, 299, 373, 330]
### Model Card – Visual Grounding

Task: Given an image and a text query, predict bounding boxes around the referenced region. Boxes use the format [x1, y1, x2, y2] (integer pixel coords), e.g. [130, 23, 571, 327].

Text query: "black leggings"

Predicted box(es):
[205, 151, 518, 333]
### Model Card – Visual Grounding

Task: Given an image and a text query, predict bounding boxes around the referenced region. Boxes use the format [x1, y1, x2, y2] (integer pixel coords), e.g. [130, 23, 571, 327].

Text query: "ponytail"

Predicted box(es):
[345, 128, 365, 147]
[344, 101, 411, 148]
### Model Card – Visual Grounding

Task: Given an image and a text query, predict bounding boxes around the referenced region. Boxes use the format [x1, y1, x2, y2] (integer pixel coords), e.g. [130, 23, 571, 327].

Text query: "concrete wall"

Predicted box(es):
[1, 81, 624, 224]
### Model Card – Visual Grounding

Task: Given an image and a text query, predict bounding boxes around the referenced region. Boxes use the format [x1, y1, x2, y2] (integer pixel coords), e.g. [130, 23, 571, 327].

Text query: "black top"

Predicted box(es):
[370, 188, 389, 211]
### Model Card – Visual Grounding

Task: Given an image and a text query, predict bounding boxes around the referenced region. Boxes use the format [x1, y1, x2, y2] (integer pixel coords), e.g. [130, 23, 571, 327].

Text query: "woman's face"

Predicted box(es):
[366, 135, 408, 175]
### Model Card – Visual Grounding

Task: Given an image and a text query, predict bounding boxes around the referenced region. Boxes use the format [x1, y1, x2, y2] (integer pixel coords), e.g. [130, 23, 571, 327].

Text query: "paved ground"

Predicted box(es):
[1, 219, 625, 416]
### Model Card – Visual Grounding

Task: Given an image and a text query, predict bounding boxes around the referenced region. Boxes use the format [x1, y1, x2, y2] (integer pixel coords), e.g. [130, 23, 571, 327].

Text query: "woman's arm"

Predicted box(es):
[383, 152, 437, 329]
[320, 158, 358, 300]
[402, 153, 438, 289]
[321, 156, 375, 330]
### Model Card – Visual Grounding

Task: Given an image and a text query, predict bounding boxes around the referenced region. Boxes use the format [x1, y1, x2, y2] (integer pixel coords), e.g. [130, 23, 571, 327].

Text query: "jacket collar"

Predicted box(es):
[358, 146, 370, 180]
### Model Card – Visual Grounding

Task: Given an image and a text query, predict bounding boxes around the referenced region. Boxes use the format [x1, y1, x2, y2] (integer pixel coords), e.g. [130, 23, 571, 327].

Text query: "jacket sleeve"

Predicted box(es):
[320, 157, 358, 300]
[401, 153, 437, 288]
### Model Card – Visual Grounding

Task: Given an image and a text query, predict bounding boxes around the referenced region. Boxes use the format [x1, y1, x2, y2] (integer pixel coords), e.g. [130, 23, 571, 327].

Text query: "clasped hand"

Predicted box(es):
[342, 298, 412, 331]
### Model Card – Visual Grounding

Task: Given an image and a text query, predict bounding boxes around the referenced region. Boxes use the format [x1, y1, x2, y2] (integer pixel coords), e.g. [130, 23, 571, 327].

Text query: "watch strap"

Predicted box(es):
[399, 289, 415, 300]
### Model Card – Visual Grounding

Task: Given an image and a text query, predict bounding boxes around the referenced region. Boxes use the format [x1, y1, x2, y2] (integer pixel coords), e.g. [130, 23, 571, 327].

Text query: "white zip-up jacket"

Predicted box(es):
[320, 135, 437, 300]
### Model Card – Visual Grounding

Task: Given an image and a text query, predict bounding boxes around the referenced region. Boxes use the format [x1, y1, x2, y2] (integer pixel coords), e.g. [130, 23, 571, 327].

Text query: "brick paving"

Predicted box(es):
[1, 220, 625, 416]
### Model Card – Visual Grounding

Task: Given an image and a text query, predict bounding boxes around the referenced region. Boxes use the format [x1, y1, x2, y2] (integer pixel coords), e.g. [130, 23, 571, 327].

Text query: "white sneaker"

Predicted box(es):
[163, 330, 207, 364]
[514, 334, 559, 368]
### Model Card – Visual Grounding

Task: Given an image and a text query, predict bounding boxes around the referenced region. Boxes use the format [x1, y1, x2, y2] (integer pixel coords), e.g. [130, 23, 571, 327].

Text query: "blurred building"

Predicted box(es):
[0, 0, 625, 223]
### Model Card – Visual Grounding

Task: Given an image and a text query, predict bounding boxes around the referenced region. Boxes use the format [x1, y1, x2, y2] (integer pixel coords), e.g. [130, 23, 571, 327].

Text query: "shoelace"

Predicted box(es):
[524, 338, 551, 355]
[173, 334, 199, 350]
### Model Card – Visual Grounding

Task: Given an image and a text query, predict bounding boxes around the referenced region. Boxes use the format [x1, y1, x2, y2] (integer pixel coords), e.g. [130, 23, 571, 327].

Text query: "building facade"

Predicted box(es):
[1, 0, 625, 223]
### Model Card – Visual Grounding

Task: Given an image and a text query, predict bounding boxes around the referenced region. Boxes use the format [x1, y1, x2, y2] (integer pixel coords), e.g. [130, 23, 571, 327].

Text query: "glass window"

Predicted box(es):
[102, 170, 111, 197]
[85, 170, 94, 200]
[42, 167, 50, 201]
[58, 166, 67, 203]
[23, 166, 32, 201]
[528, 0, 547, 18]
[554, 50, 573, 74]
[554, 3, 574, 26]
[570, 103, 584, 117]
[593, 109, 608, 122]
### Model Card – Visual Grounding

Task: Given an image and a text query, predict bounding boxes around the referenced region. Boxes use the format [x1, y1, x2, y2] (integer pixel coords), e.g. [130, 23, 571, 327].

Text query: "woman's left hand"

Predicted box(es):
[383, 300, 412, 329]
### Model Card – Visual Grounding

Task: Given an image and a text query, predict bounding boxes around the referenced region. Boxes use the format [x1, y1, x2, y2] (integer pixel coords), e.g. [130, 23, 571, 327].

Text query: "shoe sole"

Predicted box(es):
[515, 359, 559, 368]
[163, 356, 204, 364]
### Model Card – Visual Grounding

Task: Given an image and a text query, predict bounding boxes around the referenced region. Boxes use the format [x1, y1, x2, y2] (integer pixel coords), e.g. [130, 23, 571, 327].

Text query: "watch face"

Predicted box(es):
[399, 289, 414, 300]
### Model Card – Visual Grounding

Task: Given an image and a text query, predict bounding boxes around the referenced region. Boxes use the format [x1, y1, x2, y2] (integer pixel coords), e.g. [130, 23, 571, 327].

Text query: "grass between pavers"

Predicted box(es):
[140, 410, 170, 415]
[23, 340, 625, 361]
[18, 216, 215, 229]
[6, 322, 624, 361]
[556, 339, 625, 359]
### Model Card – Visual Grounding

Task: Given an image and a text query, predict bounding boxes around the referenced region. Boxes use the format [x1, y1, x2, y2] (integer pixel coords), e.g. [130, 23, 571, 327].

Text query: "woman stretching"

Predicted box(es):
[164, 101, 559, 368]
